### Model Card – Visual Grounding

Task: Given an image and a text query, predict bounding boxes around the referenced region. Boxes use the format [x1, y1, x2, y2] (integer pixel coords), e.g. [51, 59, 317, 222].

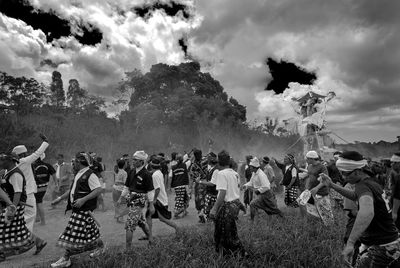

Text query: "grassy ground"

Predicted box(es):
[38, 208, 346, 268]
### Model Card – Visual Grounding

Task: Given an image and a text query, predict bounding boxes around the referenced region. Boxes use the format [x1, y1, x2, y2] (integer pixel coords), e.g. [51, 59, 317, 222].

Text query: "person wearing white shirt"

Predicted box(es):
[12, 134, 49, 232]
[210, 150, 247, 257]
[142, 158, 179, 242]
[50, 152, 104, 268]
[244, 157, 283, 221]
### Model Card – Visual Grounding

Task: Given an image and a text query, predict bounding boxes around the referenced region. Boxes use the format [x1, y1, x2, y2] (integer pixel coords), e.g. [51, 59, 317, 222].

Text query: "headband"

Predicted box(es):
[336, 157, 368, 172]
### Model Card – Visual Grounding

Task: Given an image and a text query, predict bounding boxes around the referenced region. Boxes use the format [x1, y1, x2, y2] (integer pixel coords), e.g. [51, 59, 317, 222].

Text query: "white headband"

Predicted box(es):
[336, 157, 368, 172]
[391, 155, 400, 163]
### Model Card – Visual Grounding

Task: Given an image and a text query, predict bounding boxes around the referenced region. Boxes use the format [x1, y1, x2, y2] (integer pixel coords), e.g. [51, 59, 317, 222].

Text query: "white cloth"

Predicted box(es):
[113, 169, 127, 191]
[306, 150, 319, 159]
[249, 157, 260, 168]
[17, 141, 49, 194]
[70, 167, 101, 203]
[152, 170, 168, 206]
[244, 168, 271, 194]
[9, 172, 24, 193]
[391, 155, 400, 163]
[336, 157, 368, 172]
[55, 162, 63, 179]
[133, 151, 148, 161]
[24, 193, 36, 232]
[210, 169, 218, 185]
[216, 168, 241, 202]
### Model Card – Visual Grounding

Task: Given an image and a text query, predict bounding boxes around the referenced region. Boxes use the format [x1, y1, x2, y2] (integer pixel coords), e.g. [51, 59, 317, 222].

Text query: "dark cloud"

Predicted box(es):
[133, 1, 192, 20]
[178, 38, 188, 57]
[265, 58, 316, 94]
[0, 0, 102, 45]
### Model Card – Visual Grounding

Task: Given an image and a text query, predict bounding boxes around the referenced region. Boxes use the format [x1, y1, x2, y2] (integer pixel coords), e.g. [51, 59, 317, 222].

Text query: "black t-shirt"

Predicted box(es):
[33, 160, 56, 187]
[355, 178, 398, 246]
[125, 167, 154, 193]
[391, 170, 400, 200]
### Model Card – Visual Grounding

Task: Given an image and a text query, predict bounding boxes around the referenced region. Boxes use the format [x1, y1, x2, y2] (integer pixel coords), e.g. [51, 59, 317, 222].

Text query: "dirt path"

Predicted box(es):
[3, 192, 201, 268]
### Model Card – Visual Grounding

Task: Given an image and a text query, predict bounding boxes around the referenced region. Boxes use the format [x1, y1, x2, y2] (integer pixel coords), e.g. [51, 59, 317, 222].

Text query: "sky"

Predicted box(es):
[1, 0, 399, 143]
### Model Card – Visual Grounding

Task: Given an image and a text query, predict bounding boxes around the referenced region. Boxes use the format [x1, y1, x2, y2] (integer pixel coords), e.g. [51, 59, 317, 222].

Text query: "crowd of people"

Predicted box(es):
[1, 133, 400, 267]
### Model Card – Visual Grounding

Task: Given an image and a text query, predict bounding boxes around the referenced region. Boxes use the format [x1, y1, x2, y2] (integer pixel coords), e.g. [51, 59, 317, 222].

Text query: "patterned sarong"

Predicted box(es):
[57, 210, 103, 255]
[0, 205, 35, 258]
[174, 186, 188, 215]
[284, 185, 300, 208]
[214, 199, 245, 256]
[204, 193, 217, 220]
[194, 182, 207, 212]
[125, 192, 147, 232]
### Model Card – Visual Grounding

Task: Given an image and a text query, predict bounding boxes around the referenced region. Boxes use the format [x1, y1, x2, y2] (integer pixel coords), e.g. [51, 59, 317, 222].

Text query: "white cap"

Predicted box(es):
[306, 150, 319, 159]
[249, 157, 260, 168]
[12, 145, 27, 155]
[133, 150, 148, 161]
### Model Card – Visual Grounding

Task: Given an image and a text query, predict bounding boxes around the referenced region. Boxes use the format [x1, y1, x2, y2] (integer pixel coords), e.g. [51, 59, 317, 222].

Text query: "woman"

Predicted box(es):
[113, 159, 128, 223]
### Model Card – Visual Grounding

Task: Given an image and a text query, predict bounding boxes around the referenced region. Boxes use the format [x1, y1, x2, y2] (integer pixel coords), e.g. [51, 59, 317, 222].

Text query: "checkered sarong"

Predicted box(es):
[57, 210, 102, 255]
[0, 205, 35, 257]
[174, 186, 188, 214]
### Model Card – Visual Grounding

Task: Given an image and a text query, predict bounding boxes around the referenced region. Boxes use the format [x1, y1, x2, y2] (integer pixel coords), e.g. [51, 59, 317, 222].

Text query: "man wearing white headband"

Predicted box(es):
[119, 150, 155, 247]
[389, 153, 400, 231]
[320, 151, 400, 267]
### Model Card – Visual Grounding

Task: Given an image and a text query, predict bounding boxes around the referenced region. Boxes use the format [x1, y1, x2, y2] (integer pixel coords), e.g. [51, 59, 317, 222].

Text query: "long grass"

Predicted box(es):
[38, 209, 346, 268]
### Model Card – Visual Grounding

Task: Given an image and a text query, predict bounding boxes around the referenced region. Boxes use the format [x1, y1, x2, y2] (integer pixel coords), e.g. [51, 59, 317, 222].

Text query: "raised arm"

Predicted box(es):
[20, 134, 49, 164]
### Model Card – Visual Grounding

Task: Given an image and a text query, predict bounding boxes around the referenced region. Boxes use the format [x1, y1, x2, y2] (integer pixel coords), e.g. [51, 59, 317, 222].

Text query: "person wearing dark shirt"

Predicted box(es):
[199, 152, 219, 221]
[390, 153, 400, 230]
[171, 155, 190, 218]
[32, 154, 56, 225]
[118, 151, 155, 247]
[90, 155, 106, 212]
[320, 151, 400, 267]
[243, 155, 253, 210]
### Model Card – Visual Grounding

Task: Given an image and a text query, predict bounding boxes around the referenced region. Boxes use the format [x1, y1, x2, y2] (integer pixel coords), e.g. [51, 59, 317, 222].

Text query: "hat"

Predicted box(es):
[133, 151, 148, 161]
[249, 157, 260, 168]
[150, 158, 161, 168]
[306, 151, 319, 159]
[12, 145, 27, 155]
[262, 156, 270, 164]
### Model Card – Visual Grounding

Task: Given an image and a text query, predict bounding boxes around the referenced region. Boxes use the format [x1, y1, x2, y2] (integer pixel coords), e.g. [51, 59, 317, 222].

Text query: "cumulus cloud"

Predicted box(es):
[189, 0, 400, 142]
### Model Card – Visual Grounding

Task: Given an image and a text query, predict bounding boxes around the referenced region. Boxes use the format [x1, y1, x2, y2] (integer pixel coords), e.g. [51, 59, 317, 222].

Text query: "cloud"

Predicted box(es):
[188, 0, 400, 142]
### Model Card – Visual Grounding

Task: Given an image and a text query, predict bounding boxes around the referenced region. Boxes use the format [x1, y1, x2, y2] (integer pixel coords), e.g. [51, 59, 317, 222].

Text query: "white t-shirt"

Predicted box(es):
[210, 169, 218, 185]
[70, 167, 101, 203]
[216, 168, 240, 202]
[152, 170, 169, 206]
[9, 172, 24, 193]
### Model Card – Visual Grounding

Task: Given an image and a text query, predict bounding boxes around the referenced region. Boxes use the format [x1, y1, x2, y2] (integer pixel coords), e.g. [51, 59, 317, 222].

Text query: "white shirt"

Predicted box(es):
[244, 168, 270, 194]
[55, 162, 64, 179]
[70, 167, 101, 203]
[9, 172, 24, 193]
[17, 142, 49, 194]
[152, 170, 168, 206]
[216, 168, 241, 202]
[210, 168, 218, 185]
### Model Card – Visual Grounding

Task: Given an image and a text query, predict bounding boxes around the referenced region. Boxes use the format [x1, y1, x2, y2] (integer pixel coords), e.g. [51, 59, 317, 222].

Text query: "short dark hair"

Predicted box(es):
[341, 151, 364, 161]
[218, 150, 230, 167]
[193, 149, 202, 161]
[171, 152, 177, 160]
[117, 159, 125, 169]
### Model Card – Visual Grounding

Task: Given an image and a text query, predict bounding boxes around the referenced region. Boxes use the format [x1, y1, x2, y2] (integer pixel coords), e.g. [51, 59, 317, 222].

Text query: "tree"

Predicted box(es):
[50, 71, 65, 106]
[67, 79, 86, 109]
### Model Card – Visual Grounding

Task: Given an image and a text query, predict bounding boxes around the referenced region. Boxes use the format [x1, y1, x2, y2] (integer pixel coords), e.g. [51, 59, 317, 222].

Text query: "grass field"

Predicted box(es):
[44, 208, 346, 268]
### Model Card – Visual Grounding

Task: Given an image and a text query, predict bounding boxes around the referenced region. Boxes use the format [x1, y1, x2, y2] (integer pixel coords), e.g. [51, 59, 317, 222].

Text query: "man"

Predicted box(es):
[189, 149, 207, 223]
[305, 150, 333, 225]
[262, 156, 276, 190]
[210, 150, 246, 256]
[200, 152, 219, 221]
[118, 151, 155, 248]
[390, 152, 400, 230]
[90, 153, 106, 211]
[320, 151, 400, 267]
[243, 155, 253, 211]
[171, 154, 190, 218]
[32, 153, 56, 225]
[244, 157, 283, 221]
[50, 152, 104, 268]
[52, 154, 73, 209]
[143, 158, 179, 241]
[12, 134, 48, 233]
[0, 153, 47, 262]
